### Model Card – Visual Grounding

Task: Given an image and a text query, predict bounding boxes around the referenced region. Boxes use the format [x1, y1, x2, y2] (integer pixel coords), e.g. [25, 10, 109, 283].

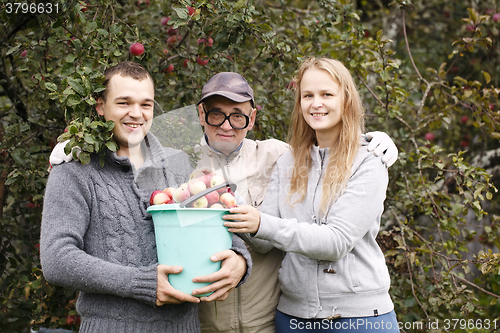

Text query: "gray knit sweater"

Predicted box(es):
[40, 133, 251, 332]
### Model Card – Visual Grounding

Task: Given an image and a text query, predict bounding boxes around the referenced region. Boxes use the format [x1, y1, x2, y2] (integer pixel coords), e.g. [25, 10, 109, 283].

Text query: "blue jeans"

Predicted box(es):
[275, 310, 400, 333]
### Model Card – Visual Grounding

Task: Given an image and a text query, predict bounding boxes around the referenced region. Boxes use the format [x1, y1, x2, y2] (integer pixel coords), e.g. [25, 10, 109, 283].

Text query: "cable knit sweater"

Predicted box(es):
[40, 133, 252, 332]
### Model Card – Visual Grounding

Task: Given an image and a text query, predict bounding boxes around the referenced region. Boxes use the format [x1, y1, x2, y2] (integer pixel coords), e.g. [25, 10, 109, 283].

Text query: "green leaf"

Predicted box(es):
[66, 54, 76, 63]
[106, 141, 118, 152]
[6, 44, 21, 56]
[69, 125, 78, 134]
[233, 0, 247, 10]
[482, 71, 491, 84]
[84, 134, 95, 144]
[79, 152, 91, 165]
[97, 29, 109, 37]
[67, 95, 82, 106]
[173, 7, 188, 19]
[45, 82, 57, 92]
[67, 77, 85, 96]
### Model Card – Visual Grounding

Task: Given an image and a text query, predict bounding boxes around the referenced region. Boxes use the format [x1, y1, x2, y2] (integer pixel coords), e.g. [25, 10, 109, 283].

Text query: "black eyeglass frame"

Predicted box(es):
[202, 104, 251, 130]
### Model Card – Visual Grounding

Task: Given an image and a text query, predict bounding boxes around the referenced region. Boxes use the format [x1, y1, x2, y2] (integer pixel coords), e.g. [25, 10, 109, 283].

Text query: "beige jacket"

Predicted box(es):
[196, 136, 289, 333]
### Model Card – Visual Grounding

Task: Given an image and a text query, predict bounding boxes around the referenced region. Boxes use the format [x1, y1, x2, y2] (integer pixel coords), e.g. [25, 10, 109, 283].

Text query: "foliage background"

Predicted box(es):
[0, 0, 499, 332]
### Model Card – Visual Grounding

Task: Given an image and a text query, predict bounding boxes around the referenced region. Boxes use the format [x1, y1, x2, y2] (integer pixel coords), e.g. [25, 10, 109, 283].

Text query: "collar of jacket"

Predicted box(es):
[200, 134, 244, 163]
[309, 135, 370, 169]
[106, 132, 165, 170]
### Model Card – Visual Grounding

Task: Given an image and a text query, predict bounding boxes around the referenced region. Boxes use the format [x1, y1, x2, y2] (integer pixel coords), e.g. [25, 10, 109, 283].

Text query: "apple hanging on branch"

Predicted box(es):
[129, 42, 145, 56]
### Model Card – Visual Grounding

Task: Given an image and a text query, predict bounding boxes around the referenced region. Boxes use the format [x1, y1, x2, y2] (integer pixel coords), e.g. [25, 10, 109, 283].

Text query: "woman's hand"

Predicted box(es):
[222, 205, 261, 234]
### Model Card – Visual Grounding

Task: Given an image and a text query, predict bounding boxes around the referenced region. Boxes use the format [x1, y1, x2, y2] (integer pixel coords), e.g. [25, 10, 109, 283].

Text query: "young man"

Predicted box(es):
[40, 62, 251, 332]
[194, 72, 398, 333]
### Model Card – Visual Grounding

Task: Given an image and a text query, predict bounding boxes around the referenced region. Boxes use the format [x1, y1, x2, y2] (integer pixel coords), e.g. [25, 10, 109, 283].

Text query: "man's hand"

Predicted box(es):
[156, 265, 200, 305]
[191, 250, 246, 302]
[365, 131, 398, 168]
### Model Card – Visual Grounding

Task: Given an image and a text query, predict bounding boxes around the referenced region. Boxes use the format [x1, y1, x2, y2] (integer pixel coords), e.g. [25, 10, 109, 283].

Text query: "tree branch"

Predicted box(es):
[402, 9, 427, 85]
[451, 273, 500, 299]
[0, 69, 27, 121]
[0, 13, 36, 49]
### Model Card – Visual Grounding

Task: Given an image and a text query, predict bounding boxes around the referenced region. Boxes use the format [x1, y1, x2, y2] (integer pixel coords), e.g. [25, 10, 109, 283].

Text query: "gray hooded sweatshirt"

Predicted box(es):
[242, 140, 394, 320]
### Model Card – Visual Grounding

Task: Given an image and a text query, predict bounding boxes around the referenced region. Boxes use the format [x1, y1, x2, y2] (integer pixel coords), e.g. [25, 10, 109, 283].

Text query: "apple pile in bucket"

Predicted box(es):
[149, 170, 236, 209]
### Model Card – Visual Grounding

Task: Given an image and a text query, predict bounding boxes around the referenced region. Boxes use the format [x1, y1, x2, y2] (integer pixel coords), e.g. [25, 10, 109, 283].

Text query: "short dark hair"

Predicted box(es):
[98, 61, 153, 101]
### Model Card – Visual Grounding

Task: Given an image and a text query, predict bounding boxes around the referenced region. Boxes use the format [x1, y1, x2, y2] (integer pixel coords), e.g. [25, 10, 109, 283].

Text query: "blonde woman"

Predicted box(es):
[223, 57, 400, 332]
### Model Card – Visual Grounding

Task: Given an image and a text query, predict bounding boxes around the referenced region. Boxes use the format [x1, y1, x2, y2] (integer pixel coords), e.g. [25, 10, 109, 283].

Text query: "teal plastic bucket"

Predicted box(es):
[147, 203, 233, 296]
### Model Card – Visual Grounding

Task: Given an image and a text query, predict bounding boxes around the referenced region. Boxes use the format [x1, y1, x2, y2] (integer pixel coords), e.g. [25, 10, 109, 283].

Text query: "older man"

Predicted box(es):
[194, 72, 398, 333]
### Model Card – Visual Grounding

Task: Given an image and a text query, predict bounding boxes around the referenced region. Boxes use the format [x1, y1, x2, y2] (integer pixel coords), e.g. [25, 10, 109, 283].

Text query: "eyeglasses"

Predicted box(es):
[203, 104, 251, 129]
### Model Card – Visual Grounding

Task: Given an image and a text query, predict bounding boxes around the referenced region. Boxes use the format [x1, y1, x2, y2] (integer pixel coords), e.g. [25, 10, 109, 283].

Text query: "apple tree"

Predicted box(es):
[0, 0, 499, 332]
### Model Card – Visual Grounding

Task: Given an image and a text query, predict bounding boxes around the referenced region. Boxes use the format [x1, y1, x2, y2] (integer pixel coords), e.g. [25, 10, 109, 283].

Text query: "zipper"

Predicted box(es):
[223, 155, 243, 333]
[312, 149, 326, 225]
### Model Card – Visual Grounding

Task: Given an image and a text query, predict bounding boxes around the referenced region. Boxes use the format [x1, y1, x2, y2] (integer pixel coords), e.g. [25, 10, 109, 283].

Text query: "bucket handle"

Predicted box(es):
[179, 181, 237, 208]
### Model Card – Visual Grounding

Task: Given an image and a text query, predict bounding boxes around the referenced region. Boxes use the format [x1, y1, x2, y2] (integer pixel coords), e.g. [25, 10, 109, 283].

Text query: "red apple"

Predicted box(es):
[425, 132, 435, 141]
[166, 199, 175, 204]
[286, 80, 297, 90]
[164, 64, 174, 73]
[461, 116, 469, 124]
[466, 25, 475, 32]
[167, 27, 178, 36]
[20, 50, 27, 58]
[188, 179, 207, 195]
[197, 55, 209, 66]
[161, 17, 171, 26]
[210, 203, 224, 209]
[460, 140, 469, 148]
[187, 6, 195, 16]
[189, 170, 205, 180]
[183, 59, 189, 68]
[173, 185, 191, 203]
[153, 192, 170, 205]
[220, 193, 236, 209]
[167, 35, 178, 46]
[210, 175, 226, 193]
[136, 0, 150, 7]
[205, 191, 219, 206]
[190, 196, 208, 208]
[163, 187, 176, 198]
[66, 315, 75, 325]
[198, 37, 213, 47]
[150, 190, 162, 205]
[201, 173, 213, 187]
[129, 42, 145, 56]
[493, 13, 500, 23]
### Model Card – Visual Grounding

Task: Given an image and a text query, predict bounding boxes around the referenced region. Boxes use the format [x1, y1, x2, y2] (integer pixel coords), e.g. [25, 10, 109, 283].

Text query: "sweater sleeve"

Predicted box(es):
[40, 163, 158, 305]
[253, 152, 388, 261]
[229, 234, 252, 287]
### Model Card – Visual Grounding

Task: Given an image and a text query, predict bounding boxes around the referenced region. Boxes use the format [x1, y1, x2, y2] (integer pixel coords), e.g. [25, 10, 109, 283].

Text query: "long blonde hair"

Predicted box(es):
[287, 57, 365, 214]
